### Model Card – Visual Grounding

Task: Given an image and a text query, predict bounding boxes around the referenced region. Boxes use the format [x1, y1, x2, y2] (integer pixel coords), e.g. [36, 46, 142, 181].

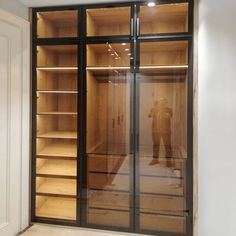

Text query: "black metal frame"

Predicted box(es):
[31, 0, 194, 235]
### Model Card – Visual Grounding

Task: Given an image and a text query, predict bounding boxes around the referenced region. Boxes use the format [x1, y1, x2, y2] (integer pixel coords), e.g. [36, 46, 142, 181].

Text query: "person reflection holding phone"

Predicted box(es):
[149, 98, 173, 167]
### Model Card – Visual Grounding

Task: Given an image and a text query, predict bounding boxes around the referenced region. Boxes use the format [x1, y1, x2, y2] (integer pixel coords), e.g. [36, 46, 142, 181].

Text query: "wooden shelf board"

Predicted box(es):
[87, 66, 130, 71]
[37, 131, 77, 139]
[36, 178, 76, 196]
[140, 65, 188, 69]
[37, 159, 76, 177]
[37, 90, 78, 94]
[37, 112, 77, 116]
[37, 142, 77, 157]
[36, 196, 76, 220]
[37, 67, 78, 72]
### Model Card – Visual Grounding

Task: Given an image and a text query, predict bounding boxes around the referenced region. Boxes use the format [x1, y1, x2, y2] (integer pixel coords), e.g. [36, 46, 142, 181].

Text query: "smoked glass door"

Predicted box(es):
[86, 42, 133, 229]
[137, 40, 189, 234]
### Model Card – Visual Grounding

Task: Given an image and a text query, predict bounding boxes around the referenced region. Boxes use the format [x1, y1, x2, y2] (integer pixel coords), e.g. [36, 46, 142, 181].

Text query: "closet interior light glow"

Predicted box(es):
[147, 2, 156, 7]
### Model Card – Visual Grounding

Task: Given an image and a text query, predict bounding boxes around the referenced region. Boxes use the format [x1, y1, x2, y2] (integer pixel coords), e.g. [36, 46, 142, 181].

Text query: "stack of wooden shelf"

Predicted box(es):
[35, 25, 78, 220]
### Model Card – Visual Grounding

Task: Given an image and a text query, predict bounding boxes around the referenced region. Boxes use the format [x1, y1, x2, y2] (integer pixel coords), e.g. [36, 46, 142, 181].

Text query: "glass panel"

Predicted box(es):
[35, 44, 78, 221]
[138, 41, 188, 234]
[87, 43, 131, 67]
[86, 42, 132, 229]
[87, 7, 131, 36]
[140, 3, 188, 35]
[37, 10, 78, 38]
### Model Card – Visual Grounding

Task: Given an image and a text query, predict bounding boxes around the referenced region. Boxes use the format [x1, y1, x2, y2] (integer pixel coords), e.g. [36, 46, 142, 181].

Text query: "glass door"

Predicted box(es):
[137, 40, 189, 234]
[86, 42, 133, 229]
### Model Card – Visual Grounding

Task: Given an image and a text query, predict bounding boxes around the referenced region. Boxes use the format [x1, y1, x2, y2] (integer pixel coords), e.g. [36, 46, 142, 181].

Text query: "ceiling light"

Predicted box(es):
[125, 48, 129, 51]
[127, 53, 131, 56]
[122, 43, 127, 46]
[148, 2, 155, 7]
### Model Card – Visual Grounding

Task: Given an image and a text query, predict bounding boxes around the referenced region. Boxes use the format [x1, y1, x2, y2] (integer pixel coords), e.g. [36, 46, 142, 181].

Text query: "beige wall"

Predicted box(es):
[0, 0, 28, 20]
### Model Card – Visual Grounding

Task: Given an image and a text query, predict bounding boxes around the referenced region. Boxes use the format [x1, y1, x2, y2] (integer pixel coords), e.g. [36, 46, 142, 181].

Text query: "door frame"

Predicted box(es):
[0, 8, 30, 234]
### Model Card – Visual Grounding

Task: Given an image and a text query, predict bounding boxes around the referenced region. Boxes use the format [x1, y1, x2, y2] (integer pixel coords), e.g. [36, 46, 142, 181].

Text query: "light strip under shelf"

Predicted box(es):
[86, 65, 188, 70]
[140, 65, 189, 69]
[86, 66, 130, 70]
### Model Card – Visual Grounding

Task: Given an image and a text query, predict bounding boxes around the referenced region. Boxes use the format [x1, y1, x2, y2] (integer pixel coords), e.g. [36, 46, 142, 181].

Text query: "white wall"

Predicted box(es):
[0, 0, 28, 20]
[198, 0, 236, 236]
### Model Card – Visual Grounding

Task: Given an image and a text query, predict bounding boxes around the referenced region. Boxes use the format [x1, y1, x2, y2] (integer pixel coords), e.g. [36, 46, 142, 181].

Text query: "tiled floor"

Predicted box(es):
[20, 224, 147, 236]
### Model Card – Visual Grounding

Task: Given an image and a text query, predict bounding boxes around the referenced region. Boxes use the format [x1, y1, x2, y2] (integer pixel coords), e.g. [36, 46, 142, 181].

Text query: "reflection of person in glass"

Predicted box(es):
[149, 98, 173, 167]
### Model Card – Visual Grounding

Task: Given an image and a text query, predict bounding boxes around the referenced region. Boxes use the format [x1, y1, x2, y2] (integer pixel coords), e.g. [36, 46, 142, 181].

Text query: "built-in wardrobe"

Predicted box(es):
[32, 1, 193, 235]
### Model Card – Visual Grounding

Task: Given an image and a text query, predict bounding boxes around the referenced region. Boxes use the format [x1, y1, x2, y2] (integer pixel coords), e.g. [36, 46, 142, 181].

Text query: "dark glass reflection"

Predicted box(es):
[86, 43, 132, 229]
[138, 40, 188, 234]
[149, 98, 173, 167]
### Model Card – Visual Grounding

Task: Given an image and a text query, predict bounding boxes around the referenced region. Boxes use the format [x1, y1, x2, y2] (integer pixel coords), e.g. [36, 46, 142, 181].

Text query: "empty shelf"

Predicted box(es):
[36, 196, 76, 220]
[36, 159, 76, 177]
[36, 178, 76, 196]
[37, 142, 77, 158]
[37, 131, 77, 139]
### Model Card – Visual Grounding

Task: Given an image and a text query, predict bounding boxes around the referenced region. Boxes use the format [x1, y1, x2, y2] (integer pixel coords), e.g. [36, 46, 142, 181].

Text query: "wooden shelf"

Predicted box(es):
[37, 131, 77, 139]
[37, 90, 78, 94]
[37, 141, 77, 158]
[87, 66, 130, 70]
[37, 67, 78, 72]
[36, 177, 76, 196]
[36, 159, 76, 177]
[37, 112, 77, 116]
[140, 65, 188, 70]
[36, 196, 76, 220]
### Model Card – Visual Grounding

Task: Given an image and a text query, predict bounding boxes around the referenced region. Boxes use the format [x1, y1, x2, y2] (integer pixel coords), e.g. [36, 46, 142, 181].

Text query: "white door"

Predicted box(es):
[0, 9, 30, 236]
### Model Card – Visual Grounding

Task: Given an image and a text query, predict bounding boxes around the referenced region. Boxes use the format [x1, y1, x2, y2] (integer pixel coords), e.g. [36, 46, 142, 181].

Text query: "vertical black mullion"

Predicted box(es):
[187, 1, 194, 235]
[77, 6, 82, 227]
[134, 3, 140, 233]
[129, 4, 135, 232]
[186, 37, 193, 236]
[80, 6, 87, 227]
[188, 0, 194, 35]
[31, 8, 37, 222]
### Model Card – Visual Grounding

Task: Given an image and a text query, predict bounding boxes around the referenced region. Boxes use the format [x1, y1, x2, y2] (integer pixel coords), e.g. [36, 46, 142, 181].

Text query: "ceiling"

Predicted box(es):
[19, 0, 133, 7]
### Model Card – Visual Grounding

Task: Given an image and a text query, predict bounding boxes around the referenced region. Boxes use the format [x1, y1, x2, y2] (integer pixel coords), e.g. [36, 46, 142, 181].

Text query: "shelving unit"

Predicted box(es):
[35, 29, 78, 220]
[32, 2, 193, 235]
